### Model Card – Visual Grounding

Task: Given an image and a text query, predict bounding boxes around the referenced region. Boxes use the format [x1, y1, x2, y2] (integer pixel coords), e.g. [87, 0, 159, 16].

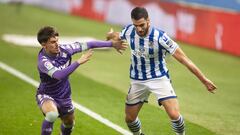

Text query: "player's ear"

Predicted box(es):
[41, 42, 47, 47]
[146, 17, 150, 23]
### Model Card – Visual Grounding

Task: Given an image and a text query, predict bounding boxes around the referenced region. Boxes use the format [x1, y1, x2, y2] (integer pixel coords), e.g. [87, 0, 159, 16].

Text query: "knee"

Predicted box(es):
[64, 121, 75, 128]
[64, 119, 75, 126]
[168, 111, 180, 120]
[62, 114, 75, 125]
[63, 119, 75, 130]
[45, 111, 59, 122]
[125, 114, 137, 123]
[165, 106, 180, 120]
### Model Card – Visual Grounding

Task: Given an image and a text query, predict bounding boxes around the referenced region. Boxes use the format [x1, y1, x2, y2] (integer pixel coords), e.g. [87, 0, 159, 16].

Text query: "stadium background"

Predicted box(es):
[0, 0, 239, 135]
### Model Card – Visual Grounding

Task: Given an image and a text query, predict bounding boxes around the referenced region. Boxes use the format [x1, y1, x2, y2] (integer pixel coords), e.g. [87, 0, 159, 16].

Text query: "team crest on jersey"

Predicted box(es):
[149, 41, 154, 48]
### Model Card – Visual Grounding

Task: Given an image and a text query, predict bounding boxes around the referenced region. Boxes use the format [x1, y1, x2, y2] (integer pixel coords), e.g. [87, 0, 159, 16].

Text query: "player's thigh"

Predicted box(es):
[60, 112, 75, 125]
[160, 98, 180, 120]
[126, 80, 150, 105]
[148, 77, 177, 105]
[125, 103, 143, 122]
[41, 100, 58, 114]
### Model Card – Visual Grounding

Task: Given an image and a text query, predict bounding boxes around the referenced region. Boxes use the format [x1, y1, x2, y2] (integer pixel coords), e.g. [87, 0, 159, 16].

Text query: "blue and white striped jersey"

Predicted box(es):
[120, 24, 179, 80]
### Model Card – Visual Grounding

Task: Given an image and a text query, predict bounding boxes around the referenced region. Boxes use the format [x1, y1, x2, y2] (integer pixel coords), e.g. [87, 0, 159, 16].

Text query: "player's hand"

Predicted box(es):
[107, 28, 128, 54]
[203, 78, 217, 93]
[112, 40, 128, 54]
[106, 28, 120, 41]
[77, 49, 93, 65]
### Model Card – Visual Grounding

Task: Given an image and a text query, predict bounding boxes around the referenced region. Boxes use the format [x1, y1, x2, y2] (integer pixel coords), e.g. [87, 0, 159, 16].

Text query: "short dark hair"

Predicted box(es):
[37, 26, 59, 44]
[131, 7, 148, 20]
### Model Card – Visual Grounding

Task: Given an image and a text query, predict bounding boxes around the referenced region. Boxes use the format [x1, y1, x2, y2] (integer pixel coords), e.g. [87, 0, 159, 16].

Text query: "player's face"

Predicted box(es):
[132, 17, 150, 37]
[42, 36, 60, 55]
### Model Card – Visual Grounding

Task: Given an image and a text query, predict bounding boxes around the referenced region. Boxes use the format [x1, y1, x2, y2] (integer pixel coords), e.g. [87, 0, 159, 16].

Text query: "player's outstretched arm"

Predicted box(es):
[86, 40, 127, 54]
[52, 50, 93, 80]
[172, 47, 217, 93]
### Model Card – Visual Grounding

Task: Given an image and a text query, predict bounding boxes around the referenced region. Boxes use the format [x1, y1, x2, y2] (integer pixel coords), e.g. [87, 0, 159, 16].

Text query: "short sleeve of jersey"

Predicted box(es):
[38, 58, 59, 77]
[60, 42, 88, 55]
[158, 33, 179, 55]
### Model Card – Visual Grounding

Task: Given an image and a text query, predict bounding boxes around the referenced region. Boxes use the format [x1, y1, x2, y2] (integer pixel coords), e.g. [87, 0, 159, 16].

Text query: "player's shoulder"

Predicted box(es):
[121, 24, 134, 32]
[38, 49, 49, 62]
[37, 51, 55, 72]
[59, 44, 75, 55]
[38, 55, 50, 72]
[121, 24, 135, 35]
[120, 24, 134, 39]
[59, 44, 68, 50]
[152, 27, 165, 37]
[123, 24, 134, 29]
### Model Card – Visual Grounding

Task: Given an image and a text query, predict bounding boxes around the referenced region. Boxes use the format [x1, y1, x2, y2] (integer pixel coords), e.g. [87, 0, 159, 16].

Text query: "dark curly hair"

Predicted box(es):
[37, 26, 59, 44]
[131, 7, 149, 20]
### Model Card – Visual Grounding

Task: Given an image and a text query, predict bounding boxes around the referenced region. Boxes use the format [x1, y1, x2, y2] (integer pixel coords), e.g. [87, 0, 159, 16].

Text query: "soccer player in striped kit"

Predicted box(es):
[36, 26, 127, 135]
[107, 7, 217, 135]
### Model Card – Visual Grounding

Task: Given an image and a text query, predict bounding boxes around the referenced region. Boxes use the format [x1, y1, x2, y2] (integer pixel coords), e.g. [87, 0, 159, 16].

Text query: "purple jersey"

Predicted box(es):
[37, 42, 85, 99]
[36, 40, 112, 116]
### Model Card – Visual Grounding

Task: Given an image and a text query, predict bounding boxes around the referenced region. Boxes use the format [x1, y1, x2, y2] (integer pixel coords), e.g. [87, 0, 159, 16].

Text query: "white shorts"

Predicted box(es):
[126, 76, 177, 106]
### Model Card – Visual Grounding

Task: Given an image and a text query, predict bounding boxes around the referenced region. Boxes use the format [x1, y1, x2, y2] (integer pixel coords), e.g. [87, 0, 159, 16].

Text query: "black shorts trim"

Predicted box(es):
[158, 96, 177, 106]
[125, 100, 148, 106]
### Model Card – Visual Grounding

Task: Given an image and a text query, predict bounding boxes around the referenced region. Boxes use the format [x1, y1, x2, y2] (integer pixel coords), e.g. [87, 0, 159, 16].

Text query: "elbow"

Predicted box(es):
[52, 71, 66, 80]
[52, 75, 63, 80]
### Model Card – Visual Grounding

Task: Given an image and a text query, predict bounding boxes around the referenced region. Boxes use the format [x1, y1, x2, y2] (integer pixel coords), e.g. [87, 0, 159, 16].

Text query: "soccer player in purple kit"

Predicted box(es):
[36, 26, 127, 135]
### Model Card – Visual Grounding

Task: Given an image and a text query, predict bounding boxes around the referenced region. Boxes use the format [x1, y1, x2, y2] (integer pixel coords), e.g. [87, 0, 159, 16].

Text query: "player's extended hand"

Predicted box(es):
[77, 49, 93, 65]
[203, 78, 217, 93]
[107, 28, 128, 54]
[112, 40, 128, 54]
[106, 28, 120, 41]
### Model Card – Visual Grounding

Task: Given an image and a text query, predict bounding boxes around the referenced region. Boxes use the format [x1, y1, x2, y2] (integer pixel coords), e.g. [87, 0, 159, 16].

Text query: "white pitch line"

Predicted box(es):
[0, 61, 132, 135]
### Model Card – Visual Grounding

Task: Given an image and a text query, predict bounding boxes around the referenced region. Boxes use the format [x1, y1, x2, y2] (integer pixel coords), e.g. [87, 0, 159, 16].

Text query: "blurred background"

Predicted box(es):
[0, 0, 239, 135]
[3, 0, 240, 56]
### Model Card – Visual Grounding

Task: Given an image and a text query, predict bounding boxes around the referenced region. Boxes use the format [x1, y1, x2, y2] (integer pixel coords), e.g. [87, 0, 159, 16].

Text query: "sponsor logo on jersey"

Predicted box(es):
[44, 61, 54, 70]
[162, 34, 169, 42]
[166, 40, 174, 48]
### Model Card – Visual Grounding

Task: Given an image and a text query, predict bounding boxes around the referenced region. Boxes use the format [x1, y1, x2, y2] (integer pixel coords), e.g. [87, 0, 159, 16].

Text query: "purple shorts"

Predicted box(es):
[36, 93, 74, 117]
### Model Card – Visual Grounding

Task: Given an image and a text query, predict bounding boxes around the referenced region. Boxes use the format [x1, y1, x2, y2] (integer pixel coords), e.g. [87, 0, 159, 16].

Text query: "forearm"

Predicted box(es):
[87, 41, 112, 49]
[173, 48, 207, 83]
[184, 60, 207, 83]
[173, 48, 216, 92]
[52, 62, 80, 80]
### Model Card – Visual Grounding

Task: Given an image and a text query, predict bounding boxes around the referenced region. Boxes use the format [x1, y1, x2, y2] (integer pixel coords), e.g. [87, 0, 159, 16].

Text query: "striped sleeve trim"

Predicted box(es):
[48, 67, 59, 77]
[81, 42, 88, 51]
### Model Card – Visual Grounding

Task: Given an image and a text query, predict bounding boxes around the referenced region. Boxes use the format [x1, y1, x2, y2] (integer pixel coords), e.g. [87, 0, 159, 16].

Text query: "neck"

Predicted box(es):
[43, 49, 58, 57]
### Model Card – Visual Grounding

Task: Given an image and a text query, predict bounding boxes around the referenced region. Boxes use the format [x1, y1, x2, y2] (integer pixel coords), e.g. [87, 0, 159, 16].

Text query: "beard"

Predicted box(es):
[137, 30, 147, 37]
[137, 24, 149, 37]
